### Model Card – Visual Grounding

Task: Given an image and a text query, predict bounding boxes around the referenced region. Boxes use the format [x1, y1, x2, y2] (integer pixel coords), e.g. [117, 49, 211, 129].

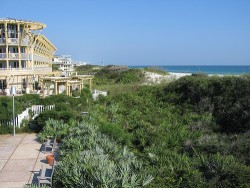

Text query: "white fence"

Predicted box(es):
[2, 105, 55, 128]
[92, 90, 107, 100]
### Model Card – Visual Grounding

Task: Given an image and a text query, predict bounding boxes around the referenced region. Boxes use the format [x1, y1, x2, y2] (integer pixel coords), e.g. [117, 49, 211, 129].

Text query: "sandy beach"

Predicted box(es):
[169, 72, 192, 79]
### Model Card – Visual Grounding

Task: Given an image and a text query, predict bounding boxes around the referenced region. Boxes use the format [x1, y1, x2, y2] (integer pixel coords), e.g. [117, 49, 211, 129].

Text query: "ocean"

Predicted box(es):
[130, 65, 250, 75]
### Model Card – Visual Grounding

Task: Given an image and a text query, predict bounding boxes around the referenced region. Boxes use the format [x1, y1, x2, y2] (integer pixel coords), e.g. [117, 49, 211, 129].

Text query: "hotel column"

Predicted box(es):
[17, 23, 21, 69]
[68, 85, 71, 96]
[6, 76, 9, 90]
[26, 76, 30, 93]
[46, 84, 50, 95]
[65, 81, 68, 96]
[5, 22, 9, 70]
[80, 82, 83, 92]
[54, 81, 58, 95]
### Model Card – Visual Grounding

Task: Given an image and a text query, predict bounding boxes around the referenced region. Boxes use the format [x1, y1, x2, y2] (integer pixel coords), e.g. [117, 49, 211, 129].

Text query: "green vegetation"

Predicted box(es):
[0, 94, 40, 127]
[0, 88, 92, 133]
[53, 122, 153, 187]
[52, 64, 59, 71]
[34, 89, 92, 131]
[0, 120, 32, 134]
[143, 66, 169, 76]
[75, 64, 101, 75]
[2, 71, 250, 187]
[94, 67, 145, 85]
[162, 75, 250, 133]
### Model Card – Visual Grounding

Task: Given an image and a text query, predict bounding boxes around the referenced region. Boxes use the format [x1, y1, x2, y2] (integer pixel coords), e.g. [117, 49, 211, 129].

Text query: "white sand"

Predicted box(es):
[144, 71, 230, 84]
[169, 72, 192, 79]
[144, 71, 191, 84]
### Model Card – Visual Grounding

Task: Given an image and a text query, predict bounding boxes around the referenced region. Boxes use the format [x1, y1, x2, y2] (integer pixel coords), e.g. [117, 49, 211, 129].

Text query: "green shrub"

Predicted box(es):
[54, 123, 154, 187]
[0, 125, 12, 134]
[16, 94, 41, 107]
[143, 66, 169, 76]
[38, 119, 72, 142]
[161, 76, 250, 133]
[198, 154, 250, 187]
[94, 67, 145, 85]
[80, 87, 93, 106]
[99, 122, 131, 145]
[0, 96, 22, 122]
[116, 69, 145, 84]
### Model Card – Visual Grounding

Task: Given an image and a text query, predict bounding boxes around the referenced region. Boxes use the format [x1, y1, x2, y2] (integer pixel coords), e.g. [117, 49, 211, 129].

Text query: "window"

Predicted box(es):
[9, 47, 18, 53]
[21, 47, 25, 53]
[20, 25, 23, 36]
[8, 24, 17, 38]
[0, 24, 5, 38]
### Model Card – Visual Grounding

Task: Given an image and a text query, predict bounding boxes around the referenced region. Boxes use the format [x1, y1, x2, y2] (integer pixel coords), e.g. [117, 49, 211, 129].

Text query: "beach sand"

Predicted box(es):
[169, 72, 192, 79]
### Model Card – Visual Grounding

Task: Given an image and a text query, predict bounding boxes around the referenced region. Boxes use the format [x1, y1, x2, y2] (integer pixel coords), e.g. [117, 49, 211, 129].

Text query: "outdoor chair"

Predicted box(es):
[37, 162, 56, 187]
[43, 137, 56, 153]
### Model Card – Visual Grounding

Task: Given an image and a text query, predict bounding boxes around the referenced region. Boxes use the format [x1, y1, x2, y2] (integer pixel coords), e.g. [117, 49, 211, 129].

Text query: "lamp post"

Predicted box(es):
[0, 80, 3, 95]
[10, 86, 16, 136]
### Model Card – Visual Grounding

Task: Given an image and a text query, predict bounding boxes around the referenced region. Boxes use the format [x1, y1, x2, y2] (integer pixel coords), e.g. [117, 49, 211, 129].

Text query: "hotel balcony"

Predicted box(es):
[7, 38, 18, 45]
[0, 66, 51, 75]
[0, 39, 5, 45]
[33, 54, 52, 63]
[0, 38, 29, 46]
[0, 67, 33, 76]
[0, 53, 31, 60]
[8, 53, 19, 60]
[0, 53, 6, 59]
[34, 67, 52, 73]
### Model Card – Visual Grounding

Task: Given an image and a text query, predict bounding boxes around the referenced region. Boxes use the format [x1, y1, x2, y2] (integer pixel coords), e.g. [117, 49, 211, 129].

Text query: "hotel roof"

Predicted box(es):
[0, 17, 46, 30]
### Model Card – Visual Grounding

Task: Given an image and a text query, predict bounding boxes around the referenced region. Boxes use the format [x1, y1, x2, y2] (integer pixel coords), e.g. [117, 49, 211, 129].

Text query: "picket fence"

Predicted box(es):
[1, 105, 55, 128]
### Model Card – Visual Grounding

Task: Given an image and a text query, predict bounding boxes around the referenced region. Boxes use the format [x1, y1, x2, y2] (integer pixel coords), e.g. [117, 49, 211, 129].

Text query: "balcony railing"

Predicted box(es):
[7, 38, 18, 45]
[8, 53, 19, 60]
[34, 67, 52, 74]
[0, 53, 6, 59]
[0, 39, 5, 45]
[21, 38, 28, 46]
[33, 54, 51, 63]
[0, 38, 29, 46]
[0, 53, 51, 61]
[20, 53, 31, 60]
[5, 53, 31, 60]
[0, 67, 33, 71]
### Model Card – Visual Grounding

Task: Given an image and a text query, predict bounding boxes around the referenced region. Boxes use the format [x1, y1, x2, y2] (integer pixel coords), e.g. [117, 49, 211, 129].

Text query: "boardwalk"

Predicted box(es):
[0, 133, 51, 188]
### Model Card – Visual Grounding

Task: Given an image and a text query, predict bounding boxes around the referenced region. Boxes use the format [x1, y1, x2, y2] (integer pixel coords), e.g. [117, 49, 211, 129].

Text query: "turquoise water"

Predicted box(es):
[130, 65, 250, 75]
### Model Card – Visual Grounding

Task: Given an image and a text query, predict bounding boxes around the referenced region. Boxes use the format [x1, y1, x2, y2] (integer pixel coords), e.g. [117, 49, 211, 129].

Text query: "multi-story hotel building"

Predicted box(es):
[0, 18, 56, 95]
[52, 55, 74, 76]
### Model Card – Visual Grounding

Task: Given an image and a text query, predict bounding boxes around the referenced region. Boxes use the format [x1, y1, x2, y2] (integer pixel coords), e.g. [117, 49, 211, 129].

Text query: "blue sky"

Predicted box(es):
[2, 0, 250, 65]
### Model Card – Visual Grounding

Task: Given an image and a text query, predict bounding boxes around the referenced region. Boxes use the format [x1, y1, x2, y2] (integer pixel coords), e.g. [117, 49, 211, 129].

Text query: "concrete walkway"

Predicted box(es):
[0, 133, 52, 188]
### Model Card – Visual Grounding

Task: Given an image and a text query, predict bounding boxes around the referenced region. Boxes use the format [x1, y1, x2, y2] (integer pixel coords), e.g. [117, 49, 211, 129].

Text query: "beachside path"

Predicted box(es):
[0, 133, 51, 188]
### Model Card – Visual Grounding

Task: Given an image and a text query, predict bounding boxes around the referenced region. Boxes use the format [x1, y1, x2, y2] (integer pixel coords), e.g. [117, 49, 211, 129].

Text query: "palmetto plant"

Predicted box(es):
[38, 119, 70, 142]
[54, 123, 154, 187]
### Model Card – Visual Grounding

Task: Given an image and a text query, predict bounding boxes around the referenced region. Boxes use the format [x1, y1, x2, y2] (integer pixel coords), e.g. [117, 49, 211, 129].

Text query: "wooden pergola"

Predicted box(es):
[40, 75, 93, 97]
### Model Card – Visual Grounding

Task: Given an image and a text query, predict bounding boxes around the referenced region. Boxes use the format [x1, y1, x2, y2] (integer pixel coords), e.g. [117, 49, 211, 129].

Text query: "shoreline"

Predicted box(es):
[169, 72, 234, 78]
[131, 65, 250, 75]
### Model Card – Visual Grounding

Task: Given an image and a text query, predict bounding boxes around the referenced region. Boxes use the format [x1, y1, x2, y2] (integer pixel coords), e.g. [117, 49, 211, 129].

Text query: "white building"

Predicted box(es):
[52, 55, 74, 76]
[72, 60, 87, 66]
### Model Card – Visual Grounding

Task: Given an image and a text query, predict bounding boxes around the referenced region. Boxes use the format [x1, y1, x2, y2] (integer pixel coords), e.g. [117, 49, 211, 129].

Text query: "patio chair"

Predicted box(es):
[43, 137, 56, 153]
[38, 162, 56, 187]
